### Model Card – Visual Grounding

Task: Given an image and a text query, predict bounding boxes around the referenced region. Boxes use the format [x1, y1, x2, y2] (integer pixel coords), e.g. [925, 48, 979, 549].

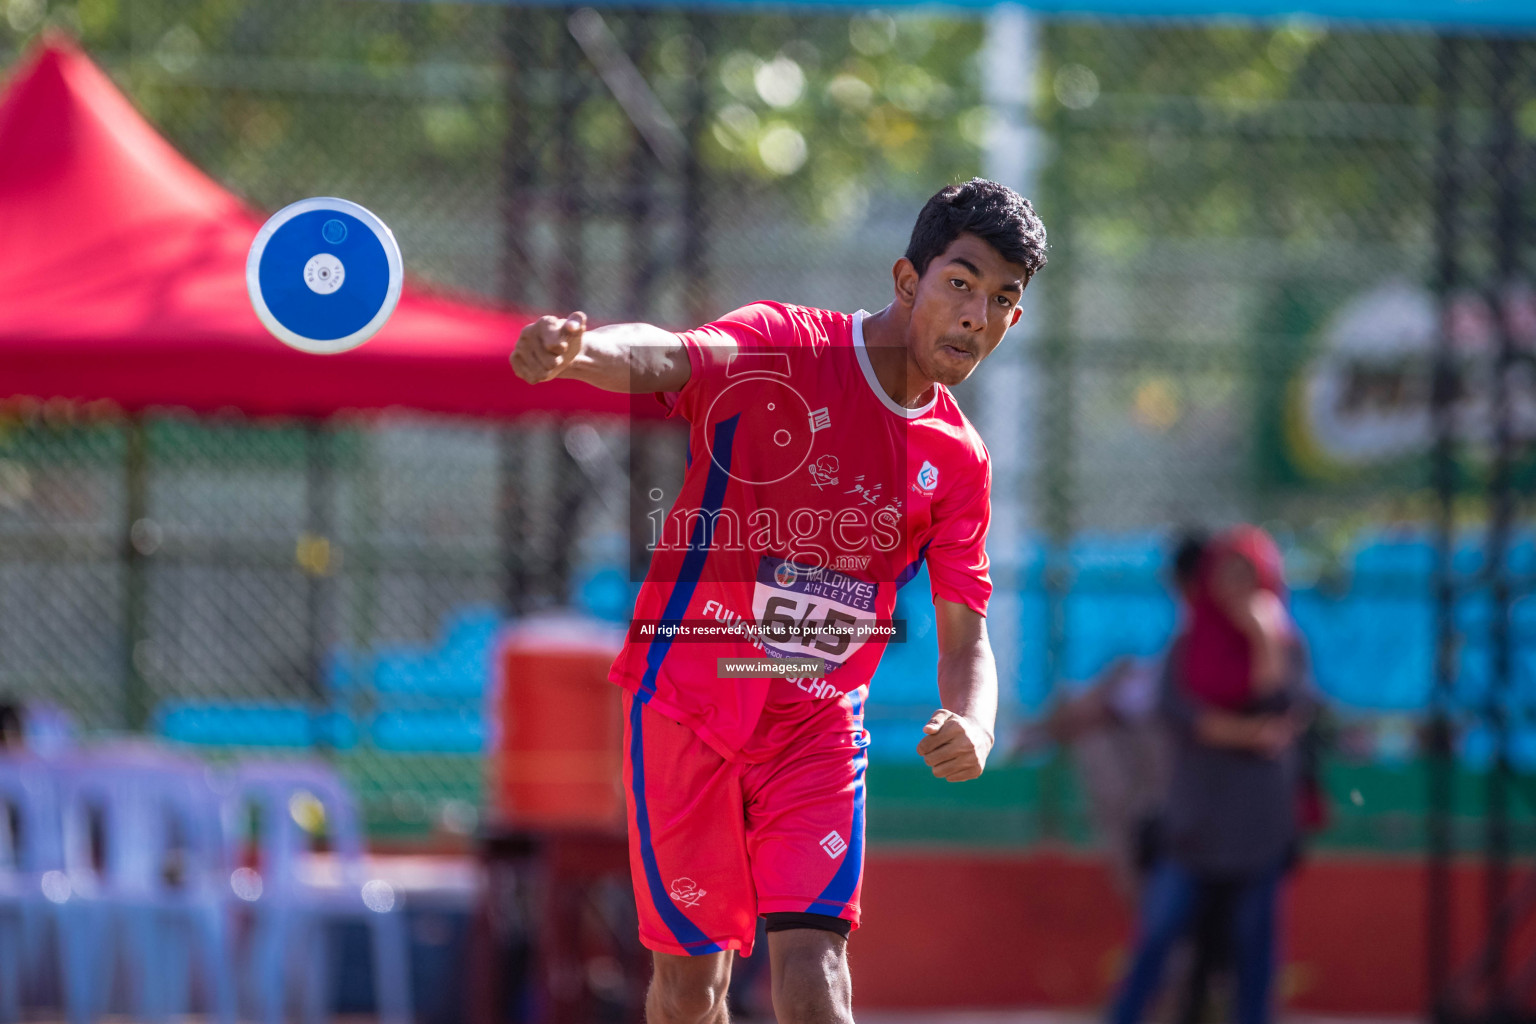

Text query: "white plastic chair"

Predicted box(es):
[0, 753, 65, 1022]
[225, 759, 413, 1024]
[53, 745, 236, 1024]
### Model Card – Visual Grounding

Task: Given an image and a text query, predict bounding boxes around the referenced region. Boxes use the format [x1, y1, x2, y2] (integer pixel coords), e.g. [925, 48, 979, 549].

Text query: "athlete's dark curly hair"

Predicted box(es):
[904, 178, 1048, 279]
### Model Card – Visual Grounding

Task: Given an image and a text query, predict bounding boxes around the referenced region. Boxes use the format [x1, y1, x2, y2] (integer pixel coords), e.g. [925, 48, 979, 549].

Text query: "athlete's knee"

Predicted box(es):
[648, 953, 731, 1024]
[770, 931, 852, 1024]
[647, 984, 728, 1024]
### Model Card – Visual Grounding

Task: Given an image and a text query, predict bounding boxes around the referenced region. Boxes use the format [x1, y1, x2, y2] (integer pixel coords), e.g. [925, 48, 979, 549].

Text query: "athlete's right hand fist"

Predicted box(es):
[512, 312, 586, 384]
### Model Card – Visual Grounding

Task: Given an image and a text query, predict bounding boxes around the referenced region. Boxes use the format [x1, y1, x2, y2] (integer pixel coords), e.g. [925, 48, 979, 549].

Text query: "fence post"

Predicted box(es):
[122, 416, 150, 732]
[1427, 30, 1462, 1024]
[304, 419, 336, 754]
[1037, 48, 1078, 842]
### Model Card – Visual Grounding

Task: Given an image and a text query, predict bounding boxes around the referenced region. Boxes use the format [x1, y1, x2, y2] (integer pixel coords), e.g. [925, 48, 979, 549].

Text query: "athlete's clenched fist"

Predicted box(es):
[512, 312, 586, 384]
[917, 708, 993, 783]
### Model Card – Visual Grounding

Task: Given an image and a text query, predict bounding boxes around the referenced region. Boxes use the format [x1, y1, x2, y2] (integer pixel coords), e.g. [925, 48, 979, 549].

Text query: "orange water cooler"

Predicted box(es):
[487, 614, 627, 831]
[475, 616, 642, 1024]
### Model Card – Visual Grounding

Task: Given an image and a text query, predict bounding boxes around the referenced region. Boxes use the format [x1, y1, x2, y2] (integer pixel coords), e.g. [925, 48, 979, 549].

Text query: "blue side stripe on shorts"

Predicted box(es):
[808, 687, 867, 915]
[629, 696, 724, 954]
[638, 413, 739, 700]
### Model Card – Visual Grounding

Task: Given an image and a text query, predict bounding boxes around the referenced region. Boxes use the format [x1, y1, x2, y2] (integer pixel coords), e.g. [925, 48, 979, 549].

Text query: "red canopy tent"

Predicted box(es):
[0, 36, 641, 421]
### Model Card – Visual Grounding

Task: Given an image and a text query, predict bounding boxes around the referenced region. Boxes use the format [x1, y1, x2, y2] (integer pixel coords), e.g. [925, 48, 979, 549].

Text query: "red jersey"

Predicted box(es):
[609, 302, 992, 759]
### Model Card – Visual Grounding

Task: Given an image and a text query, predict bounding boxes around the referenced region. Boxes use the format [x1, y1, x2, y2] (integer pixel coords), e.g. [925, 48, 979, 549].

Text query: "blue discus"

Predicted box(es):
[246, 197, 403, 355]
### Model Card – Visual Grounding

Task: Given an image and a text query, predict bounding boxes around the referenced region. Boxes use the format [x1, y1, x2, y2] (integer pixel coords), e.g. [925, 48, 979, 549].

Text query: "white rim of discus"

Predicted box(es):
[245, 196, 404, 356]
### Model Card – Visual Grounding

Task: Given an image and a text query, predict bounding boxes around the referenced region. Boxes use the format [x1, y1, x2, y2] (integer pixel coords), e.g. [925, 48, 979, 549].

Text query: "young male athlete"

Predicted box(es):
[511, 179, 1047, 1024]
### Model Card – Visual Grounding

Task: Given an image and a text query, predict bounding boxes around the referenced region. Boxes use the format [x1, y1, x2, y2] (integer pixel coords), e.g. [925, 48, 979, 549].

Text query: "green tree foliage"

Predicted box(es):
[0, 0, 988, 234]
[689, 11, 987, 223]
[1041, 21, 1449, 253]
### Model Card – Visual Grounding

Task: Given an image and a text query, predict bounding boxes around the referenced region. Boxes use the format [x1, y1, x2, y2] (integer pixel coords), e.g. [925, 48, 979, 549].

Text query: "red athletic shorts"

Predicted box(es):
[621, 680, 869, 957]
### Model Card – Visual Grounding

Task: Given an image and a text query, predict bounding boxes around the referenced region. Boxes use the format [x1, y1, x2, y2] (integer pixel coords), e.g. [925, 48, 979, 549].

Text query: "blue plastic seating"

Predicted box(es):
[51, 743, 236, 1024]
[0, 753, 66, 1022]
[224, 759, 412, 1024]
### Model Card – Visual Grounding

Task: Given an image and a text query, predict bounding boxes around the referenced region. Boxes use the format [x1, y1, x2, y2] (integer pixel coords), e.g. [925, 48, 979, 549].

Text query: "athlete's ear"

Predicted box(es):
[892, 257, 919, 308]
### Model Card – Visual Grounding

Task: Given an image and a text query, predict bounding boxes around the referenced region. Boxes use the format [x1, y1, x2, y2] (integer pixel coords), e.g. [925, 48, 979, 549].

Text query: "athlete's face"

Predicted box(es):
[896, 233, 1029, 387]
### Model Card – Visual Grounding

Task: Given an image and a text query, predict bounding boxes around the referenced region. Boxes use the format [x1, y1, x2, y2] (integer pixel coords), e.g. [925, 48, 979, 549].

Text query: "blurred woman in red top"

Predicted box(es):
[1110, 525, 1317, 1024]
[1182, 525, 1295, 713]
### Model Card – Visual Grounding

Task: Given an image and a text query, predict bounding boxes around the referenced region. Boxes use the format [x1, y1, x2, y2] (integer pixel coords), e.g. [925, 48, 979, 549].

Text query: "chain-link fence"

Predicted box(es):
[1, 2, 1534, 847]
[1021, 25, 1536, 858]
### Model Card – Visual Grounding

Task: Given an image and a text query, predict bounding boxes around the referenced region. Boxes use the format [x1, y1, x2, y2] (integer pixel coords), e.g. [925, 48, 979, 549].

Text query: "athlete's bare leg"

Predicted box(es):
[768, 929, 853, 1024]
[648, 950, 733, 1024]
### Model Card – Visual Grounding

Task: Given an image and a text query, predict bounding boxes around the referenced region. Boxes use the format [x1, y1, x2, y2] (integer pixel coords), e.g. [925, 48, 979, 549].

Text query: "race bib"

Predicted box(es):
[752, 557, 879, 669]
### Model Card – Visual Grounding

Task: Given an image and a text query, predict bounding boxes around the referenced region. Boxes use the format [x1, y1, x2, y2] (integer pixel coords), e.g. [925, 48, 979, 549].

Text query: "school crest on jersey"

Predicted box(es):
[913, 460, 939, 495]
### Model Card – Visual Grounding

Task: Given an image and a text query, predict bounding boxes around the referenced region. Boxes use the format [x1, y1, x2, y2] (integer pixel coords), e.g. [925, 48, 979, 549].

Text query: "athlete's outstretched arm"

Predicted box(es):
[916, 598, 998, 783]
[511, 311, 691, 393]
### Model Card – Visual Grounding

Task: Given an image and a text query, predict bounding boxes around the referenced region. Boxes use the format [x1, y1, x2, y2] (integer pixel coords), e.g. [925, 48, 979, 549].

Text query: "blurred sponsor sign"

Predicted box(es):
[1278, 279, 1536, 486]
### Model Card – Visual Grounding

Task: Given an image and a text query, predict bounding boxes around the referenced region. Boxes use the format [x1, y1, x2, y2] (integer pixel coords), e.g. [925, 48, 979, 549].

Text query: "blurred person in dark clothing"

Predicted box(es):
[726, 918, 772, 1020]
[1025, 654, 1170, 897]
[1109, 526, 1315, 1024]
[0, 700, 24, 751]
[1011, 533, 1243, 1024]
[0, 700, 25, 885]
[1011, 533, 1206, 897]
